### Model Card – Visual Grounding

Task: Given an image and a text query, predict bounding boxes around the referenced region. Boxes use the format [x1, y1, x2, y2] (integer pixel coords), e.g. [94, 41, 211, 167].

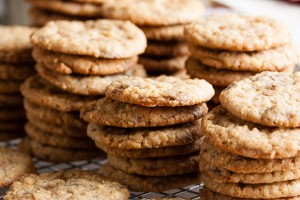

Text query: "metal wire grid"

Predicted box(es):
[0, 139, 202, 200]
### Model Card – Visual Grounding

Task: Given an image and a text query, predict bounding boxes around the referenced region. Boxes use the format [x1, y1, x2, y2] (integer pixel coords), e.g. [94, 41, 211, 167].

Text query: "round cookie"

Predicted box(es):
[99, 164, 199, 192]
[0, 93, 23, 107]
[201, 138, 300, 174]
[33, 48, 138, 75]
[108, 154, 199, 176]
[140, 25, 184, 41]
[202, 106, 300, 159]
[29, 139, 103, 163]
[24, 99, 86, 129]
[80, 97, 208, 128]
[21, 76, 98, 112]
[18, 137, 33, 156]
[139, 56, 187, 73]
[201, 188, 300, 200]
[144, 41, 189, 57]
[0, 26, 36, 63]
[0, 80, 22, 94]
[105, 76, 214, 107]
[202, 174, 300, 199]
[0, 107, 25, 121]
[31, 20, 147, 58]
[26, 112, 87, 138]
[95, 138, 201, 158]
[220, 72, 300, 127]
[4, 170, 129, 200]
[186, 57, 256, 86]
[36, 63, 147, 96]
[25, 123, 94, 149]
[0, 147, 35, 188]
[0, 63, 35, 81]
[101, 0, 204, 26]
[201, 160, 300, 184]
[184, 14, 290, 51]
[189, 44, 299, 72]
[27, 0, 103, 17]
[87, 119, 202, 149]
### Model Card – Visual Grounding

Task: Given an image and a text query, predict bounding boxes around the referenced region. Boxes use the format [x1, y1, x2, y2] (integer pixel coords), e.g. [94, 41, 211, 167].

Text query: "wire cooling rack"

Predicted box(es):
[0, 139, 202, 200]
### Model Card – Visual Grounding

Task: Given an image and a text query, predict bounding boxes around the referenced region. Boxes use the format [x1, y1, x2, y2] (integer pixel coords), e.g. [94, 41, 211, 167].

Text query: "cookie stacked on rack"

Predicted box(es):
[81, 76, 214, 192]
[184, 14, 298, 105]
[102, 0, 204, 77]
[26, 0, 106, 26]
[200, 72, 300, 199]
[0, 26, 36, 141]
[20, 19, 147, 162]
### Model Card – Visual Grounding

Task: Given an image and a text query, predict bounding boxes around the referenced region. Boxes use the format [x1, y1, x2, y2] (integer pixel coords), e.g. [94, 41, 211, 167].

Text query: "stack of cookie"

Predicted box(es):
[184, 14, 298, 105]
[102, 0, 205, 77]
[200, 72, 300, 199]
[26, 0, 105, 27]
[81, 76, 215, 192]
[0, 26, 36, 141]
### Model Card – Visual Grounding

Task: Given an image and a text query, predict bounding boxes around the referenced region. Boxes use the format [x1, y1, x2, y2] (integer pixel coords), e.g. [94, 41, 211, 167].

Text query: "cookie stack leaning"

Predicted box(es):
[184, 13, 298, 106]
[19, 19, 147, 163]
[81, 76, 215, 192]
[102, 0, 205, 78]
[26, 0, 106, 27]
[200, 72, 300, 199]
[0, 26, 36, 141]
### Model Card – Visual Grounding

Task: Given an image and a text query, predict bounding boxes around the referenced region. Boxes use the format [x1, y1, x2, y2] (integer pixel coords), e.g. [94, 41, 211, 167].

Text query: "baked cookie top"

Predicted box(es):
[202, 106, 300, 159]
[101, 0, 204, 26]
[184, 14, 290, 51]
[31, 20, 147, 58]
[4, 170, 129, 200]
[0, 147, 35, 187]
[220, 72, 300, 127]
[105, 76, 214, 107]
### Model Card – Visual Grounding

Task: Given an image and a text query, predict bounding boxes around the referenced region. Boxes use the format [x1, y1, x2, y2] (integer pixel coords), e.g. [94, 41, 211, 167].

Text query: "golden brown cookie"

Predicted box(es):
[144, 41, 189, 57]
[140, 25, 184, 41]
[0, 63, 35, 81]
[81, 97, 208, 127]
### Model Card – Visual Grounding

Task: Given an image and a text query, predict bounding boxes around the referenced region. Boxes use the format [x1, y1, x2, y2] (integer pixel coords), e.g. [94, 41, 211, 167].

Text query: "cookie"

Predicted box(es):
[21, 76, 97, 112]
[184, 14, 290, 51]
[0, 63, 35, 80]
[202, 174, 300, 199]
[144, 41, 189, 57]
[24, 99, 86, 129]
[18, 137, 33, 156]
[201, 138, 300, 174]
[189, 44, 299, 72]
[36, 63, 147, 96]
[139, 55, 187, 73]
[29, 139, 103, 162]
[0, 147, 35, 188]
[27, 0, 103, 17]
[0, 107, 25, 121]
[0, 93, 23, 107]
[0, 121, 25, 131]
[140, 25, 184, 41]
[4, 170, 129, 200]
[25, 123, 94, 149]
[99, 164, 199, 192]
[26, 112, 87, 138]
[106, 76, 214, 107]
[108, 153, 198, 176]
[201, 159, 300, 184]
[202, 106, 300, 159]
[33, 47, 138, 75]
[87, 119, 202, 149]
[31, 20, 147, 58]
[186, 57, 256, 86]
[0, 26, 36, 63]
[95, 138, 201, 158]
[220, 72, 300, 127]
[201, 188, 300, 200]
[102, 0, 204, 26]
[81, 97, 208, 128]
[0, 80, 22, 94]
